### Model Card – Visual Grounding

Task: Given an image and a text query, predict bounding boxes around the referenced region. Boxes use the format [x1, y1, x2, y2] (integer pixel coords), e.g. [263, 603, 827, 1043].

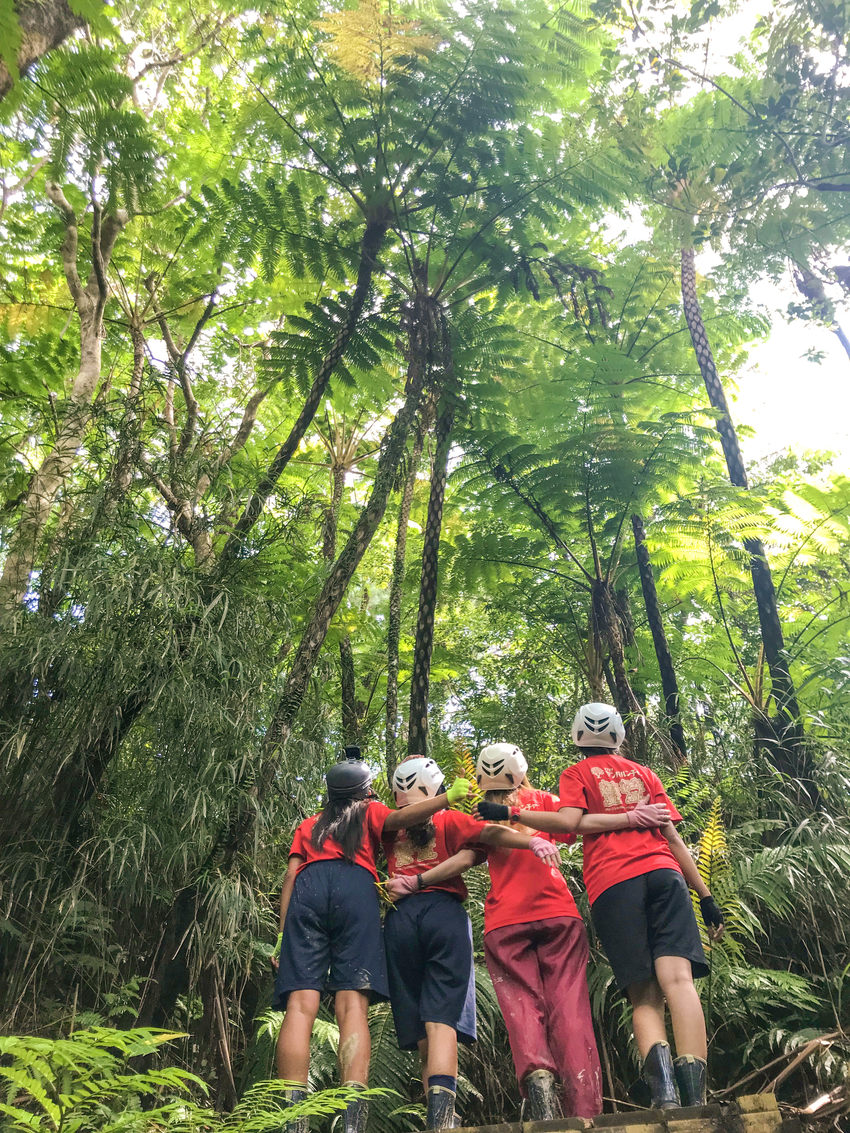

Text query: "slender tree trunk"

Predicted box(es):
[385, 423, 425, 779]
[591, 579, 645, 753]
[340, 635, 358, 743]
[681, 248, 816, 797]
[321, 463, 359, 740]
[224, 294, 436, 850]
[221, 210, 390, 562]
[406, 374, 455, 756]
[0, 187, 128, 607]
[681, 249, 802, 727]
[631, 513, 686, 763]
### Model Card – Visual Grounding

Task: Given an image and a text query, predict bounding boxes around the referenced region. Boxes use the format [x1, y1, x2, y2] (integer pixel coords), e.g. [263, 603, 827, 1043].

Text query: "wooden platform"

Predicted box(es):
[450, 1094, 799, 1133]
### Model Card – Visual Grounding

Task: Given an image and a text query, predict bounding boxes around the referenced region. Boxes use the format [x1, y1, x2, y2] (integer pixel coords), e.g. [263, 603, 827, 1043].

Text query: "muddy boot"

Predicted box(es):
[674, 1056, 707, 1107]
[274, 1084, 309, 1133]
[341, 1081, 369, 1133]
[643, 1042, 680, 1110]
[426, 1085, 457, 1129]
[526, 1069, 561, 1121]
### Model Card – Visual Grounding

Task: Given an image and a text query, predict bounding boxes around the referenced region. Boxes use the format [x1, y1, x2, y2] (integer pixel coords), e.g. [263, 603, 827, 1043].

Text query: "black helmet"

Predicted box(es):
[326, 749, 372, 800]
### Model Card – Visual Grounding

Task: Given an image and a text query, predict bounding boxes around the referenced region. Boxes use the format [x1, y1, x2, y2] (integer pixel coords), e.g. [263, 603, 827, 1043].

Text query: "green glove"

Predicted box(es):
[446, 778, 471, 805]
[273, 932, 283, 959]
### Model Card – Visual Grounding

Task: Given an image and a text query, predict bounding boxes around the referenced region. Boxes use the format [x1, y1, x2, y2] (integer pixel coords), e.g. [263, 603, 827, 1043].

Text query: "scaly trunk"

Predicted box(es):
[407, 375, 455, 756]
[632, 514, 686, 764]
[591, 579, 646, 756]
[681, 249, 802, 726]
[386, 424, 425, 779]
[221, 211, 390, 561]
[323, 464, 346, 561]
[340, 635, 359, 744]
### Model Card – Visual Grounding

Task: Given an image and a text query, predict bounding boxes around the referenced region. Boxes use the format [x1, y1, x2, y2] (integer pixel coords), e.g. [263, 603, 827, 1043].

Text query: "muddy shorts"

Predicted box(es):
[273, 859, 389, 1008]
[383, 889, 476, 1050]
[591, 868, 708, 992]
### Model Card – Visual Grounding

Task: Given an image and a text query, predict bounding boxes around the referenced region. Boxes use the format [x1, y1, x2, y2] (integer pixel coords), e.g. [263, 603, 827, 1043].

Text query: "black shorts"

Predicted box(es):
[273, 860, 389, 1009]
[591, 868, 708, 992]
[383, 890, 477, 1051]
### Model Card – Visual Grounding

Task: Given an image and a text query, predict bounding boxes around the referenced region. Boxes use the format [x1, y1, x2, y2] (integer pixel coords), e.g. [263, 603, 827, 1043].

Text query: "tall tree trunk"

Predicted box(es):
[591, 579, 646, 756]
[681, 248, 815, 794]
[221, 210, 390, 562]
[407, 331, 457, 756]
[631, 513, 686, 764]
[0, 187, 128, 607]
[681, 249, 801, 724]
[321, 463, 359, 742]
[340, 635, 359, 743]
[385, 423, 425, 779]
[223, 293, 437, 854]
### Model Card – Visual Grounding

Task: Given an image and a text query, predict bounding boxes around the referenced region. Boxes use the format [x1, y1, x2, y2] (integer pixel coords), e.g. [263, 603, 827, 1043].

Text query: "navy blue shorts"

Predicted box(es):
[591, 868, 708, 991]
[383, 890, 476, 1051]
[273, 860, 389, 1008]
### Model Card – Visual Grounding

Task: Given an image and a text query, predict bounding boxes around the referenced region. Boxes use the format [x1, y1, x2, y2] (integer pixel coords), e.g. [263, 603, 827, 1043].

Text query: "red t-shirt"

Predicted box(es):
[383, 808, 487, 902]
[290, 799, 393, 880]
[557, 754, 682, 905]
[482, 788, 581, 934]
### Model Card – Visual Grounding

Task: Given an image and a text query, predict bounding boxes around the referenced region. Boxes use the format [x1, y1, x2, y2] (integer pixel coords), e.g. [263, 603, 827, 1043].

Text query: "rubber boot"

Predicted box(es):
[525, 1069, 561, 1121]
[643, 1042, 680, 1110]
[426, 1085, 457, 1130]
[674, 1056, 707, 1108]
[342, 1081, 369, 1133]
[274, 1085, 309, 1133]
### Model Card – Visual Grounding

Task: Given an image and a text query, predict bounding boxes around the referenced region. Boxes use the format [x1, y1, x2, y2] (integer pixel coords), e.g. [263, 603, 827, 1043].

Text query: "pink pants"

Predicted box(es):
[484, 916, 602, 1118]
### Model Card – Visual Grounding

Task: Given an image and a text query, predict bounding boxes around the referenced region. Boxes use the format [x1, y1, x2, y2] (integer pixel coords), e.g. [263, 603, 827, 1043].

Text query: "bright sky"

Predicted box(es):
[733, 278, 850, 472]
[692, 1, 850, 474]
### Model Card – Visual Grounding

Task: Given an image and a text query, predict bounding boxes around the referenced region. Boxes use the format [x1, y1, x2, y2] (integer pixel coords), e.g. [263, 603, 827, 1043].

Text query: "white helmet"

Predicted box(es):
[571, 702, 626, 749]
[476, 743, 528, 791]
[392, 756, 445, 806]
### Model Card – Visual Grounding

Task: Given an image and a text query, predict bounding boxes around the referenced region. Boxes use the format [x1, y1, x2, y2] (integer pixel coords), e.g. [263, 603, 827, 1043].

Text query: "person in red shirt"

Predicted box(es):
[271, 749, 471, 1133]
[472, 743, 603, 1121]
[383, 754, 562, 1130]
[481, 706, 725, 1111]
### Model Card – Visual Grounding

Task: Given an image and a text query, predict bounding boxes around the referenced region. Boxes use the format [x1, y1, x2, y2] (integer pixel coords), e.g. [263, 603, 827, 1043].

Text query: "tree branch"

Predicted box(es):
[45, 182, 83, 306]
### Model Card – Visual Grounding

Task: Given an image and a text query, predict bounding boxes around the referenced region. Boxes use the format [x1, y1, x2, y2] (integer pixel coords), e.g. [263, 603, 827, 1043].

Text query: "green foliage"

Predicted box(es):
[0, 1027, 203, 1131]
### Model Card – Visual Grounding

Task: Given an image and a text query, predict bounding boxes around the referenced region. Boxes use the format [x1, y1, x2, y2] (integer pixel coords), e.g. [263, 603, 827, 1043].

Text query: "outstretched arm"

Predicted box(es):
[477, 824, 560, 862]
[473, 801, 671, 835]
[382, 779, 470, 832]
[386, 848, 479, 900]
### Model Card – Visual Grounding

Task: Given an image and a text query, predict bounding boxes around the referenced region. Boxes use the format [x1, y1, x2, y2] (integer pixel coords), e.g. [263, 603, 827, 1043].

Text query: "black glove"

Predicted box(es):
[700, 894, 724, 930]
[476, 800, 510, 822]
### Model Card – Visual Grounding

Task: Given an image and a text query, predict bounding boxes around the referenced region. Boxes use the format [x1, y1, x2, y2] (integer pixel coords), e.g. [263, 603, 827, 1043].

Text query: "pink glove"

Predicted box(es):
[529, 835, 561, 863]
[627, 802, 671, 829]
[386, 875, 420, 900]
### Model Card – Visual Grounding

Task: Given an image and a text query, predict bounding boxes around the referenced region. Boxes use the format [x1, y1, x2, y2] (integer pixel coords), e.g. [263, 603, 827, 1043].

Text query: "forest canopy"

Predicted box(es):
[1, 0, 849, 1125]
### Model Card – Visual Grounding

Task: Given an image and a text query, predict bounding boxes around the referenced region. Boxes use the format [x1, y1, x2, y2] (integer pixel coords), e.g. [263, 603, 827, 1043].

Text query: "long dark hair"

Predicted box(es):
[311, 794, 371, 862]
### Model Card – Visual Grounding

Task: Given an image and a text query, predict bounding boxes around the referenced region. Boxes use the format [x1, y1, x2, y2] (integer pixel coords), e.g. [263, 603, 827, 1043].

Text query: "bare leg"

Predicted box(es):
[418, 1037, 429, 1085]
[335, 990, 372, 1085]
[654, 956, 707, 1060]
[423, 1022, 458, 1079]
[627, 977, 667, 1058]
[276, 989, 321, 1082]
